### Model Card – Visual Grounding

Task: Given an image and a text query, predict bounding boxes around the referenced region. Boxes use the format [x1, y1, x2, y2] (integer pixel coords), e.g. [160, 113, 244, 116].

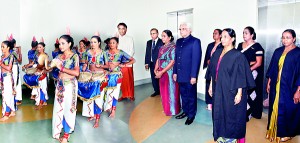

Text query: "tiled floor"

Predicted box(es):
[0, 83, 300, 143]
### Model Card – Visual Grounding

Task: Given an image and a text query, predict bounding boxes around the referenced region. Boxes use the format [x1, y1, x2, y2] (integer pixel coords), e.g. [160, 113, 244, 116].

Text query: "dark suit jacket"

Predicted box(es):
[145, 38, 163, 65]
[174, 35, 202, 83]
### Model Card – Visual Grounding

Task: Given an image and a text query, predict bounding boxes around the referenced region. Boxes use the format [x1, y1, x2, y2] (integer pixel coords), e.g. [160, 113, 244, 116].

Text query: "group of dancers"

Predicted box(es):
[2, 23, 300, 143]
[0, 29, 135, 142]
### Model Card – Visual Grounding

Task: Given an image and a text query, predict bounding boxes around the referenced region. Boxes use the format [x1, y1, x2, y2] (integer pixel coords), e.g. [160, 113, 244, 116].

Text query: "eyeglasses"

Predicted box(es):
[281, 36, 293, 40]
[179, 28, 188, 31]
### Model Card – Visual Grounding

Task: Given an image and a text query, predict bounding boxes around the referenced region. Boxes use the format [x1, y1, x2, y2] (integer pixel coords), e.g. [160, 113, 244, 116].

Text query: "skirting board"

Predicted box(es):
[135, 78, 205, 101]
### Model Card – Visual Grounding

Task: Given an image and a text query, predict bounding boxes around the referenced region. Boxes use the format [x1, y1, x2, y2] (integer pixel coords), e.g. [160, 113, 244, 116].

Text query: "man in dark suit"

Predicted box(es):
[173, 23, 202, 125]
[145, 28, 163, 97]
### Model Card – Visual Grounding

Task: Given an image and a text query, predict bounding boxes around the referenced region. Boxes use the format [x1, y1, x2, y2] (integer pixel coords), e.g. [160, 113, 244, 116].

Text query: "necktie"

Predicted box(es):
[152, 40, 155, 50]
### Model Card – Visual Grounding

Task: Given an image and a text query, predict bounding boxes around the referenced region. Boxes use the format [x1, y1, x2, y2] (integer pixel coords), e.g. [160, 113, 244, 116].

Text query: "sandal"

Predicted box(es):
[280, 137, 293, 142]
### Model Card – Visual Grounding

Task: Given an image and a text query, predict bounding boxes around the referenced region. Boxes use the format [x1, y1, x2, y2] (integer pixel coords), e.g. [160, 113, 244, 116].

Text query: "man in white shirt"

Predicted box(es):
[117, 22, 135, 101]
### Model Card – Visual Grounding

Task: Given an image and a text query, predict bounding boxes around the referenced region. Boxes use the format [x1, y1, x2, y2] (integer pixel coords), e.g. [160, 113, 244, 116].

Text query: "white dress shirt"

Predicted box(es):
[118, 34, 134, 67]
[151, 38, 158, 62]
[118, 34, 134, 57]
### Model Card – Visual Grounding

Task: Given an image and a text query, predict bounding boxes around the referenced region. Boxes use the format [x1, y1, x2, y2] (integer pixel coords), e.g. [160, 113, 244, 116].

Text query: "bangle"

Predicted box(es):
[61, 66, 65, 72]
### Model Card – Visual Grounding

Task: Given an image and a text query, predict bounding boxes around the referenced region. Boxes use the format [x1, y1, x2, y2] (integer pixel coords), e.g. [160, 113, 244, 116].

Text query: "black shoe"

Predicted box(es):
[185, 117, 195, 125]
[150, 92, 159, 97]
[175, 113, 187, 119]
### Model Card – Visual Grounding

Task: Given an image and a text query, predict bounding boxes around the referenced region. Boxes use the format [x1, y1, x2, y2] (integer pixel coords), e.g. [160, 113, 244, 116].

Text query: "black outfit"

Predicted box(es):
[237, 42, 264, 120]
[203, 42, 222, 105]
[205, 48, 255, 140]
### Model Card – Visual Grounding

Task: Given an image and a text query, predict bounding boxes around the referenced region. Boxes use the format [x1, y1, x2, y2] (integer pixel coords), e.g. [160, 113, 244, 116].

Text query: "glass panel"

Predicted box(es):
[258, 0, 298, 100]
[167, 9, 193, 42]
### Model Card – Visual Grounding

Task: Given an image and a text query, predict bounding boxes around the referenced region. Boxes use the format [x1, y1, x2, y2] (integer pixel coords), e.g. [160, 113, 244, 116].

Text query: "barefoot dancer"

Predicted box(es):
[0, 40, 16, 121]
[80, 34, 108, 128]
[104, 37, 135, 118]
[51, 35, 79, 143]
[23, 38, 49, 110]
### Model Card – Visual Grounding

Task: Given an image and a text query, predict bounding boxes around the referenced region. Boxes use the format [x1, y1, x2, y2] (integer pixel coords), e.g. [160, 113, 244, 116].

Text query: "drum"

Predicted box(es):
[24, 67, 37, 75]
[91, 72, 107, 82]
[78, 72, 92, 82]
[23, 74, 40, 88]
[77, 72, 101, 102]
[50, 59, 58, 68]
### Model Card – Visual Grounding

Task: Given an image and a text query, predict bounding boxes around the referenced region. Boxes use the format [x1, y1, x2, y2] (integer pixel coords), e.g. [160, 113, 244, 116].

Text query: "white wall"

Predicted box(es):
[1, 0, 257, 96]
[115, 0, 258, 96]
[19, 0, 118, 64]
[0, 0, 20, 46]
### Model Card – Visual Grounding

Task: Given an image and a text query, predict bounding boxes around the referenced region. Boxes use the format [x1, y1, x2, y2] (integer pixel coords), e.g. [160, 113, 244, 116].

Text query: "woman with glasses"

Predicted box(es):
[265, 29, 300, 142]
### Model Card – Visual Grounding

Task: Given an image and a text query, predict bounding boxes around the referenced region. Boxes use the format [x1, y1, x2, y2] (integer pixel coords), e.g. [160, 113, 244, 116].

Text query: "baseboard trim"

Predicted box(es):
[134, 78, 205, 101]
[197, 92, 205, 101]
[134, 78, 152, 86]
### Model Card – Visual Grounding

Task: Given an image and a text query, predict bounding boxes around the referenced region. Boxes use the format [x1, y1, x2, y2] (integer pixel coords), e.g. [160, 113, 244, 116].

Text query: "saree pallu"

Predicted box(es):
[246, 70, 258, 121]
[120, 67, 134, 98]
[266, 53, 285, 140]
[1, 73, 15, 116]
[104, 72, 122, 111]
[159, 72, 180, 116]
[52, 78, 78, 139]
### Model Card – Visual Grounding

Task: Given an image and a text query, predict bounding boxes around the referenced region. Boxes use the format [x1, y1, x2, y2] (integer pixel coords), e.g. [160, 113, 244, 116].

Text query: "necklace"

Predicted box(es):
[61, 52, 72, 61]
[160, 43, 172, 54]
[220, 47, 232, 57]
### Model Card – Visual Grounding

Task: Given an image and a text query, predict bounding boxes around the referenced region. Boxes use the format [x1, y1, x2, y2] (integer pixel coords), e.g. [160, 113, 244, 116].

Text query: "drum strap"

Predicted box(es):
[38, 73, 47, 81]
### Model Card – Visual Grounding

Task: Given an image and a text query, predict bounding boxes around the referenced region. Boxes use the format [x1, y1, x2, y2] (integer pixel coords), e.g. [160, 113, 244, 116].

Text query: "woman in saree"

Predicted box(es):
[265, 29, 300, 143]
[237, 26, 265, 121]
[154, 30, 180, 116]
[203, 29, 222, 111]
